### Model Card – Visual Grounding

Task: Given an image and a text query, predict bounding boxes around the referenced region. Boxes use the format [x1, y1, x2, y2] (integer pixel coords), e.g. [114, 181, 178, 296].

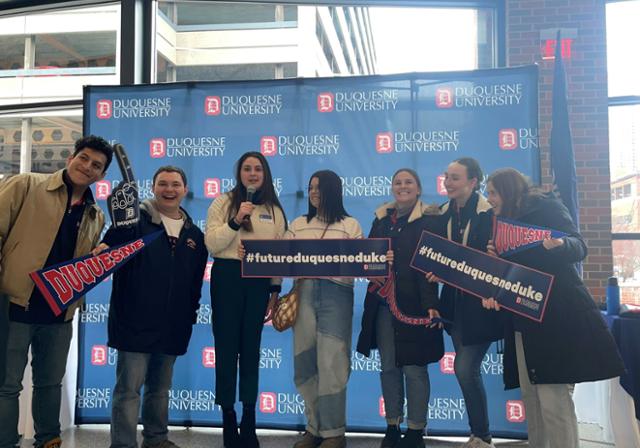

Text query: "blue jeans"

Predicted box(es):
[451, 325, 492, 440]
[0, 321, 73, 448]
[376, 305, 430, 430]
[110, 351, 177, 448]
[293, 279, 353, 438]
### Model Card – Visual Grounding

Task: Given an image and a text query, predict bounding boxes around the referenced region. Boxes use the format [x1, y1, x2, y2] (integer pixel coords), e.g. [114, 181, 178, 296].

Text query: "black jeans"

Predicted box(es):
[210, 259, 270, 407]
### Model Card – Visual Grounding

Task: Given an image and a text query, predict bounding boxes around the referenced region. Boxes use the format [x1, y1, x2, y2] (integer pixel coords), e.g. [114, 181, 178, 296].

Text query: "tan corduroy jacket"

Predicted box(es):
[0, 170, 105, 321]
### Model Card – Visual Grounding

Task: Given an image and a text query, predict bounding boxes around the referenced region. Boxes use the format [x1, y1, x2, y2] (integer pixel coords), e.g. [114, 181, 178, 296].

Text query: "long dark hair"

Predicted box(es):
[306, 170, 349, 224]
[226, 151, 287, 231]
[487, 168, 544, 218]
[452, 157, 483, 192]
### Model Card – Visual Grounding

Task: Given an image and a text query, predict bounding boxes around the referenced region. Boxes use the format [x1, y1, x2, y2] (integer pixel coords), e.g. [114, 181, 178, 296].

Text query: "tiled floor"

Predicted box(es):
[18, 424, 613, 447]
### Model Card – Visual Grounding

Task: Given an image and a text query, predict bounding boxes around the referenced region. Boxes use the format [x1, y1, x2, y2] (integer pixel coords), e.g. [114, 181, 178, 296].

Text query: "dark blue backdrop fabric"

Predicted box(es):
[79, 66, 539, 437]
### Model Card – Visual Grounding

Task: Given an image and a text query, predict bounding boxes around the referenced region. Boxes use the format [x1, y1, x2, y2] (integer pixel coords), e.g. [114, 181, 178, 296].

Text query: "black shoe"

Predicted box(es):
[396, 429, 424, 448]
[380, 425, 402, 448]
[239, 403, 259, 448]
[222, 408, 241, 448]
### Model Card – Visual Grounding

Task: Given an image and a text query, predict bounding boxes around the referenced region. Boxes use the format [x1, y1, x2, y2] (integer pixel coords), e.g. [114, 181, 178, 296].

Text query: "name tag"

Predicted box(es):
[259, 214, 272, 222]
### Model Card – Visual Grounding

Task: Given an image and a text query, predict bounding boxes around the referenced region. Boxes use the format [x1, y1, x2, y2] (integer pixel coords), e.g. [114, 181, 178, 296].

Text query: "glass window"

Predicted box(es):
[154, 1, 496, 82]
[0, 117, 22, 178]
[0, 111, 82, 176]
[609, 104, 640, 233]
[0, 4, 120, 106]
[613, 240, 640, 305]
[606, 1, 640, 97]
[0, 35, 25, 70]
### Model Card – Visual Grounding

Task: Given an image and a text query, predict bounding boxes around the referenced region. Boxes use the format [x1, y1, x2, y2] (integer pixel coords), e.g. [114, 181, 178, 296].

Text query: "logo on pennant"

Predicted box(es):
[435, 88, 453, 108]
[30, 231, 162, 317]
[96, 100, 112, 119]
[376, 132, 393, 153]
[260, 136, 277, 156]
[492, 216, 567, 257]
[317, 92, 334, 112]
[259, 392, 277, 413]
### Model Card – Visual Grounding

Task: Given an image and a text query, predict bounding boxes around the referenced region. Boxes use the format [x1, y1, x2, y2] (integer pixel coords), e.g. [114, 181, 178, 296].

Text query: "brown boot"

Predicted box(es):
[318, 436, 346, 448]
[40, 437, 62, 448]
[293, 432, 322, 448]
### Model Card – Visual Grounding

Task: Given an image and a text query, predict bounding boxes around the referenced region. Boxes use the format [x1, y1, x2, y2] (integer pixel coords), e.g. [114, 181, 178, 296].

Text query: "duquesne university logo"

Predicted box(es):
[379, 397, 386, 417]
[437, 175, 448, 196]
[150, 138, 167, 158]
[499, 129, 518, 150]
[317, 92, 334, 112]
[91, 345, 108, 366]
[204, 178, 221, 198]
[205, 96, 222, 116]
[260, 136, 278, 156]
[376, 132, 393, 153]
[506, 400, 526, 423]
[96, 100, 113, 119]
[203, 261, 213, 282]
[435, 88, 454, 108]
[259, 392, 277, 413]
[202, 347, 216, 368]
[95, 180, 112, 200]
[440, 352, 456, 374]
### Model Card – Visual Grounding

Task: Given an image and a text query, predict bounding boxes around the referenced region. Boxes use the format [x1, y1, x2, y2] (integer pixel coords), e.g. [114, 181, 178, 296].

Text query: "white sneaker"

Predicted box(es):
[461, 436, 496, 448]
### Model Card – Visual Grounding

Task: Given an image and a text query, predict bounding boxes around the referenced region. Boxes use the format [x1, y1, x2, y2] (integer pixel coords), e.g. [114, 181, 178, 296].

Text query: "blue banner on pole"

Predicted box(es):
[30, 231, 162, 316]
[242, 239, 390, 278]
[410, 230, 554, 322]
[492, 216, 568, 257]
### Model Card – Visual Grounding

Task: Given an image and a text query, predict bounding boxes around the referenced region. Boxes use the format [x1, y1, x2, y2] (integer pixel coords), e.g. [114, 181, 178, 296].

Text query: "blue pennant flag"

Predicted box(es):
[493, 216, 568, 257]
[29, 230, 162, 316]
[550, 30, 579, 226]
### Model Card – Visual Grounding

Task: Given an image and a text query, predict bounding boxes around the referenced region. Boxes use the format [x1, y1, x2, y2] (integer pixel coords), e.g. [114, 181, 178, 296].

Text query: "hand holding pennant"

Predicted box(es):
[108, 143, 140, 228]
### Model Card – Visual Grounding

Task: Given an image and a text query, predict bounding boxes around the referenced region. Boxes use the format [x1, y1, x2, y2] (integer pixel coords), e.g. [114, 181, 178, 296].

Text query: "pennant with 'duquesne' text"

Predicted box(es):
[492, 216, 567, 257]
[29, 230, 162, 316]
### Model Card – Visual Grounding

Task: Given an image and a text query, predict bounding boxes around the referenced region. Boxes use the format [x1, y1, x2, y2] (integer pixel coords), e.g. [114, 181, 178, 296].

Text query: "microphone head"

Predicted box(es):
[246, 185, 256, 202]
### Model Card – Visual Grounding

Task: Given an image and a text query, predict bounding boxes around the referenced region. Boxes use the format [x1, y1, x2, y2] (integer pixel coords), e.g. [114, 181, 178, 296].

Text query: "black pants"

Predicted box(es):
[211, 259, 270, 407]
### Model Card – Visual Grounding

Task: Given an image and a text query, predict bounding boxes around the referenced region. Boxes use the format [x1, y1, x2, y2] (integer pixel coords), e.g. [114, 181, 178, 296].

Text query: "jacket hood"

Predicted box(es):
[440, 192, 492, 216]
[375, 200, 440, 223]
[141, 199, 191, 226]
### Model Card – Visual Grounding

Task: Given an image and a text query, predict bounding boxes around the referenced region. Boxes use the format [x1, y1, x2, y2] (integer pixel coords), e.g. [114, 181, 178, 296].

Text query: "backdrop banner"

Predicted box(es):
[79, 66, 539, 438]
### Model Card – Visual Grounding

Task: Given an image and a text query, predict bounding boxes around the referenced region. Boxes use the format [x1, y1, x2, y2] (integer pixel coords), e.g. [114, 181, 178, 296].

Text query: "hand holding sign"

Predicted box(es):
[108, 143, 140, 228]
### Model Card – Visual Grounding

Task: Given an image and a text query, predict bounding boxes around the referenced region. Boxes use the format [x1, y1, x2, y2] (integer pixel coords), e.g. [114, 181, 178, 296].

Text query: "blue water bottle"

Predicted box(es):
[606, 276, 620, 316]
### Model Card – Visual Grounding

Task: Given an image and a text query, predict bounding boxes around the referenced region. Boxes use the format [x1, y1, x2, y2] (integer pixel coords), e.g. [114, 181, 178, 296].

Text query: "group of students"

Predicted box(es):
[0, 136, 624, 448]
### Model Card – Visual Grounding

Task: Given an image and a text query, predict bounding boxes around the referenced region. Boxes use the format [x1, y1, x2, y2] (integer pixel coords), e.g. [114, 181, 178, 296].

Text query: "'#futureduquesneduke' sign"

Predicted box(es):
[241, 239, 390, 278]
[411, 230, 553, 322]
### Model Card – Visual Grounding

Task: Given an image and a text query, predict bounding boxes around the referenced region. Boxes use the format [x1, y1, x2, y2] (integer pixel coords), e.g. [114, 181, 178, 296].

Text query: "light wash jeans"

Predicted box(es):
[515, 332, 579, 448]
[0, 321, 72, 448]
[110, 351, 177, 448]
[376, 304, 430, 430]
[451, 325, 492, 440]
[293, 279, 353, 438]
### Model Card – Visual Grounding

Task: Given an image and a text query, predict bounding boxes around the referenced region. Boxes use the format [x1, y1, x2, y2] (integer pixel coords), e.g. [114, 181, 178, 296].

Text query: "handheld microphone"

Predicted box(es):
[246, 185, 256, 203]
[243, 186, 256, 221]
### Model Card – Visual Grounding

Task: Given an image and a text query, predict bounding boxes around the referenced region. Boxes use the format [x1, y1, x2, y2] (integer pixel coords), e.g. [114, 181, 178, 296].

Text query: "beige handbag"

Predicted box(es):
[272, 282, 299, 332]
